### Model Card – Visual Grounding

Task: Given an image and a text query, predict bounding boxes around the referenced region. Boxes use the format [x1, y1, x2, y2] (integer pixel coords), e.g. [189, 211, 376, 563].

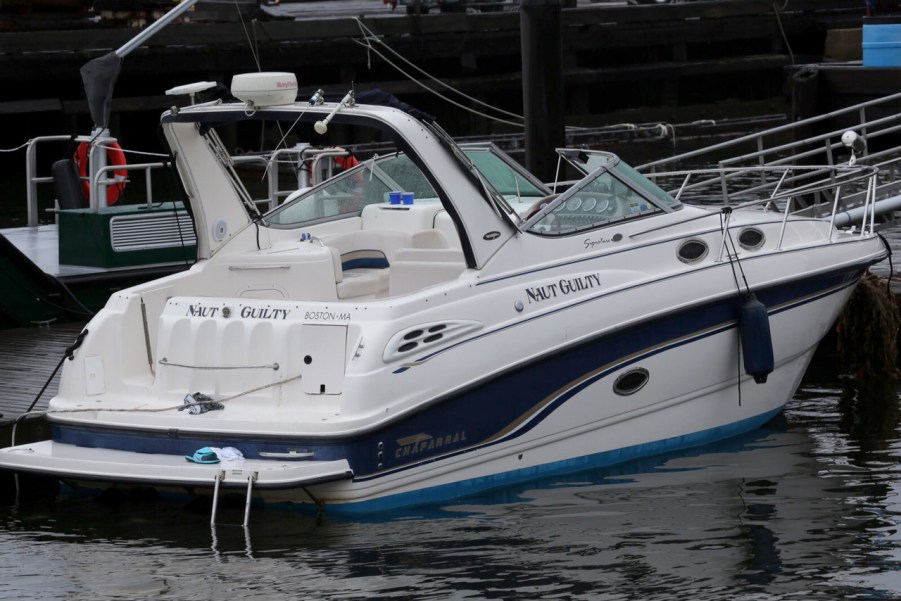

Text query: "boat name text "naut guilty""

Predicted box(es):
[186, 304, 354, 321]
[525, 273, 602, 304]
[187, 304, 292, 320]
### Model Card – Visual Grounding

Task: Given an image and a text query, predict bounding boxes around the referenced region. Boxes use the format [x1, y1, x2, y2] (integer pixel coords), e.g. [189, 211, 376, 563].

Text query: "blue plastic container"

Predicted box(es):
[388, 191, 402, 205]
[863, 17, 901, 67]
[401, 192, 414, 205]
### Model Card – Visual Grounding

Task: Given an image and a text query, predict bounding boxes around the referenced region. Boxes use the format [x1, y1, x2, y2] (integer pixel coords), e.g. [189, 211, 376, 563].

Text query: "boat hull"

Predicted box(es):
[1, 265, 860, 512]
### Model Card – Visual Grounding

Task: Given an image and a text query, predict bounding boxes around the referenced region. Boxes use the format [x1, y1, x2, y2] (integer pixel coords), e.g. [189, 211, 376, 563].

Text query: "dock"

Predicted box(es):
[0, 0, 876, 149]
[0, 322, 86, 423]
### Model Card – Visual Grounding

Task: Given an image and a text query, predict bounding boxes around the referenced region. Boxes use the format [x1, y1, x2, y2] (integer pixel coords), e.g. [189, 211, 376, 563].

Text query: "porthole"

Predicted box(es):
[677, 239, 708, 264]
[613, 368, 650, 396]
[398, 342, 418, 353]
[738, 228, 765, 251]
[403, 330, 423, 341]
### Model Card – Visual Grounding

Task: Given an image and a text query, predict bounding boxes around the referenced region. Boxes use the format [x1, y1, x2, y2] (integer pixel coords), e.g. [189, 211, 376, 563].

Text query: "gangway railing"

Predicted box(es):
[638, 91, 901, 217]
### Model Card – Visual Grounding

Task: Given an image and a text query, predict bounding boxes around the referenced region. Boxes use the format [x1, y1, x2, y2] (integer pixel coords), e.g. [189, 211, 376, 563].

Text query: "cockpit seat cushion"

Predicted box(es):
[337, 269, 390, 299]
[388, 248, 466, 296]
[323, 228, 456, 298]
[321, 230, 412, 270]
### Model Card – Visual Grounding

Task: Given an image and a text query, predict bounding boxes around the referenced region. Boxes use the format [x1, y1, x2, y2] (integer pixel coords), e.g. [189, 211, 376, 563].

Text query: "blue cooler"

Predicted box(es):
[863, 17, 901, 66]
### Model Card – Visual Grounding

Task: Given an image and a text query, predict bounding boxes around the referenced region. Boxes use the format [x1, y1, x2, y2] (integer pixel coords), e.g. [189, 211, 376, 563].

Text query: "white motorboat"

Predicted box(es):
[0, 72, 888, 516]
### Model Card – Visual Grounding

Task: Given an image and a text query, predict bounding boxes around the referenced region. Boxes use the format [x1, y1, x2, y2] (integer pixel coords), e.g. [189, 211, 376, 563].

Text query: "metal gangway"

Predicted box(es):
[637, 92, 901, 228]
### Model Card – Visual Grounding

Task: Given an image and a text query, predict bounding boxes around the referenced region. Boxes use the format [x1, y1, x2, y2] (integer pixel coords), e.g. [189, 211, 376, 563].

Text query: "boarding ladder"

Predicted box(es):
[210, 469, 258, 526]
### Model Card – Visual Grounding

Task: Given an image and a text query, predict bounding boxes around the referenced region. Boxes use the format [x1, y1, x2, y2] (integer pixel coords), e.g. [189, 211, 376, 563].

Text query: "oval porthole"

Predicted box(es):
[613, 368, 650, 396]
[677, 239, 708, 264]
[738, 228, 765, 251]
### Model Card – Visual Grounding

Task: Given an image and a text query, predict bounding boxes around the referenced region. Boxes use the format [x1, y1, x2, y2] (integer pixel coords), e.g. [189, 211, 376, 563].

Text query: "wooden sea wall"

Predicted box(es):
[0, 0, 884, 145]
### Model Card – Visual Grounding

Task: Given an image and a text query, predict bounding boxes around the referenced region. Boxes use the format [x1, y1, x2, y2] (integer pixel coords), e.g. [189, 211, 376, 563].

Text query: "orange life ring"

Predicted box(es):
[74, 141, 127, 205]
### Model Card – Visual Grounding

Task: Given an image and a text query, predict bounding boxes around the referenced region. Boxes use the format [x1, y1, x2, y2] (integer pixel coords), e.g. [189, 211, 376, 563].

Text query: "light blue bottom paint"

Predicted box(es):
[326, 407, 785, 515]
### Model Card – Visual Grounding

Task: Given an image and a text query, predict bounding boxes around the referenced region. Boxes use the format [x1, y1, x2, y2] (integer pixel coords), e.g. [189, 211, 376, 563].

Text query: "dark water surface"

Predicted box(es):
[1, 357, 900, 599]
[1, 232, 900, 599]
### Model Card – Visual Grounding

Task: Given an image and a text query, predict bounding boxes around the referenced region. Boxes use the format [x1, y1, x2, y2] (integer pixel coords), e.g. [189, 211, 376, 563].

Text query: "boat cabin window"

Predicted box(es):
[266, 153, 440, 227]
[526, 152, 681, 236]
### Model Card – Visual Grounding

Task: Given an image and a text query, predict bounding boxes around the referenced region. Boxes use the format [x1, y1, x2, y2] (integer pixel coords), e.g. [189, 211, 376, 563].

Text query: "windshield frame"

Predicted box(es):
[520, 151, 682, 236]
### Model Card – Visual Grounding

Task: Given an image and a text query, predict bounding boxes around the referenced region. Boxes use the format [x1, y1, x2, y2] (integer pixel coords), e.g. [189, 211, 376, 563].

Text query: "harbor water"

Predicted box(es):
[1, 326, 901, 599]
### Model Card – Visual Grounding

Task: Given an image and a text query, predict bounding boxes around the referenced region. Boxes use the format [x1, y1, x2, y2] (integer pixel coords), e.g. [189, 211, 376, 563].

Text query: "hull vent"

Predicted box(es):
[384, 320, 482, 362]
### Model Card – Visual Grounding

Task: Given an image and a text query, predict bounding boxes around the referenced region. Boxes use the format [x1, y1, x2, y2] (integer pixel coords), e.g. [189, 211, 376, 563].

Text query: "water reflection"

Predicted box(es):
[1, 377, 900, 600]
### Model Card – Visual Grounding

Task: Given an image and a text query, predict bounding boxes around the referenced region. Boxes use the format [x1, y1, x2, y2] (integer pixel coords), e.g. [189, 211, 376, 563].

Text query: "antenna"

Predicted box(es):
[314, 90, 355, 135]
[166, 81, 217, 105]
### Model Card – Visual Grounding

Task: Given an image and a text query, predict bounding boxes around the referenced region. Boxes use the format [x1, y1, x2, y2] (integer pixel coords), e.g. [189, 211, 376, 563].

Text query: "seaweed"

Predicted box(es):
[835, 272, 900, 381]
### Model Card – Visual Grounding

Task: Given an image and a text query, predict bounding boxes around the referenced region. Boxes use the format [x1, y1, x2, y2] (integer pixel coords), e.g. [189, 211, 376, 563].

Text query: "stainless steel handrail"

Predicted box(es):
[25, 135, 73, 226]
[232, 146, 350, 212]
[92, 162, 169, 210]
[25, 135, 350, 225]
[632, 164, 880, 256]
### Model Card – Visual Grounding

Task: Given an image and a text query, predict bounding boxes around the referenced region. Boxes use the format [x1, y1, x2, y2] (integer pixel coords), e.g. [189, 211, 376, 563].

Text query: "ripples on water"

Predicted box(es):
[1, 369, 900, 600]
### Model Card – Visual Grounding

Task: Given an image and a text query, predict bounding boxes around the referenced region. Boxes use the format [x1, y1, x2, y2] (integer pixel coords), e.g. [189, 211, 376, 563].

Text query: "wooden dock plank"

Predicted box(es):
[0, 323, 86, 423]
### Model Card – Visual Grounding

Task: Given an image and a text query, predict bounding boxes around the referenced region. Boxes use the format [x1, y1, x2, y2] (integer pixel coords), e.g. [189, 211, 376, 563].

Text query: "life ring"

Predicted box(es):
[74, 141, 127, 205]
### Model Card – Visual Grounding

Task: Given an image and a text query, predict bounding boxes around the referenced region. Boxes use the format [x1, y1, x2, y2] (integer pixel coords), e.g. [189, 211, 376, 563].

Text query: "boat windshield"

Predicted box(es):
[558, 148, 679, 210]
[265, 153, 432, 227]
[524, 151, 681, 236]
[265, 144, 550, 228]
[459, 143, 550, 201]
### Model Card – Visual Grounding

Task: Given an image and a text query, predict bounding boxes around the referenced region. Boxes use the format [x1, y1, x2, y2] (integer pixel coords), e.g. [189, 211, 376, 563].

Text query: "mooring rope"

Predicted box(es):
[772, 1, 795, 66]
[877, 232, 894, 297]
[13, 328, 303, 432]
[16, 371, 303, 422]
[0, 141, 30, 153]
[720, 208, 755, 407]
[351, 35, 524, 128]
[353, 17, 525, 125]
